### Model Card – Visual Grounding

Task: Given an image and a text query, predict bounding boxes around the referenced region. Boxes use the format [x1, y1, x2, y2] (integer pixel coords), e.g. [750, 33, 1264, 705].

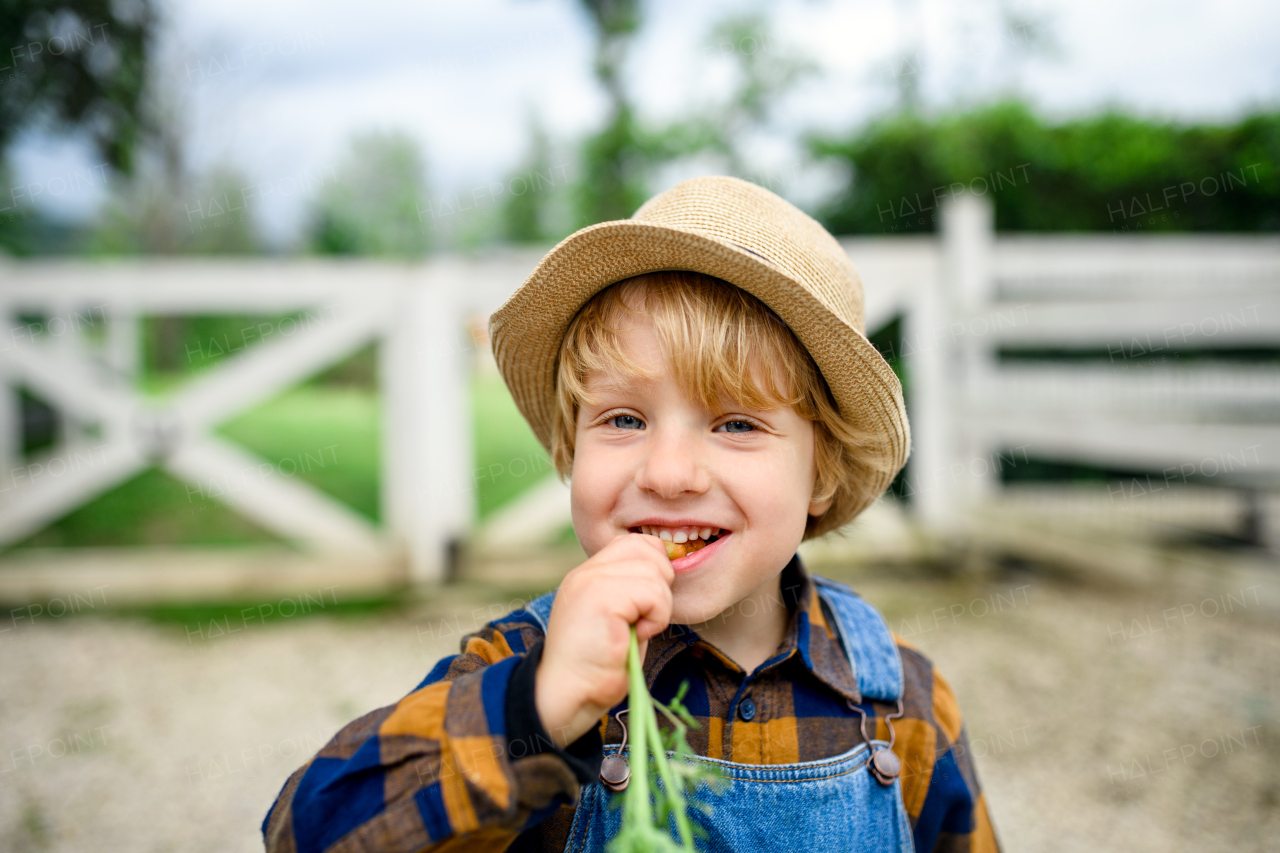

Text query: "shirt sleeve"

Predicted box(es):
[892, 640, 1002, 853]
[262, 609, 603, 853]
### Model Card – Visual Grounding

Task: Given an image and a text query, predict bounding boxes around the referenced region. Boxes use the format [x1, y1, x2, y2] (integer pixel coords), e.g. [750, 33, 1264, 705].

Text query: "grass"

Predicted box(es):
[6, 372, 552, 550]
[7, 467, 284, 549]
[116, 591, 415, 632]
[471, 371, 557, 519]
[218, 385, 382, 522]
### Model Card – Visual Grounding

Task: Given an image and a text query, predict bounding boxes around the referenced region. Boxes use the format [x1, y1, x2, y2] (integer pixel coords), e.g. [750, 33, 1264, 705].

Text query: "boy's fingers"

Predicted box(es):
[627, 579, 672, 640]
[617, 577, 668, 618]
[633, 531, 667, 554]
[635, 533, 675, 571]
[620, 535, 675, 582]
[634, 616, 666, 642]
[591, 534, 674, 584]
[625, 534, 672, 564]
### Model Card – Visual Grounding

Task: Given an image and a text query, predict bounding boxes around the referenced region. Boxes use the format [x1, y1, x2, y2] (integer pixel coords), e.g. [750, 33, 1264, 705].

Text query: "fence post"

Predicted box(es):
[906, 193, 995, 529]
[383, 268, 475, 583]
[950, 194, 998, 503]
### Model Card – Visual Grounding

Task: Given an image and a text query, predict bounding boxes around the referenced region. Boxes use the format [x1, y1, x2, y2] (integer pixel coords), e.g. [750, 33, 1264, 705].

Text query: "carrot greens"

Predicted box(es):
[608, 625, 724, 852]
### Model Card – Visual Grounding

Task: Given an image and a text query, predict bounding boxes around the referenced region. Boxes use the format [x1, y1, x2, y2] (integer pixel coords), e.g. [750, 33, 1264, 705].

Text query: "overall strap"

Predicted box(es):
[813, 576, 904, 703]
[523, 589, 557, 633]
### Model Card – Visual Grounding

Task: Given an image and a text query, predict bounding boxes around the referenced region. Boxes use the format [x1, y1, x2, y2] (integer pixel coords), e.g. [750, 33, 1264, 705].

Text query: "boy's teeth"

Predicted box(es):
[641, 525, 722, 540]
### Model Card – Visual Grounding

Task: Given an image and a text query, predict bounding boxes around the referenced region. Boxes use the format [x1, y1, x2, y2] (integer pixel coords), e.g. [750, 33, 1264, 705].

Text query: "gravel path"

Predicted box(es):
[1, 571, 1276, 852]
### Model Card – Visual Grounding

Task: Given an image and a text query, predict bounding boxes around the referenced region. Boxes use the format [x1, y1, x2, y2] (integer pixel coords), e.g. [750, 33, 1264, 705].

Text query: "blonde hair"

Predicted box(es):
[551, 270, 888, 538]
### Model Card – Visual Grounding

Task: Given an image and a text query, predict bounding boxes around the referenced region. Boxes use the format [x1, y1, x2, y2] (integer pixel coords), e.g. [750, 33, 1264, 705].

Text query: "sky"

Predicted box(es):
[9, 0, 1280, 245]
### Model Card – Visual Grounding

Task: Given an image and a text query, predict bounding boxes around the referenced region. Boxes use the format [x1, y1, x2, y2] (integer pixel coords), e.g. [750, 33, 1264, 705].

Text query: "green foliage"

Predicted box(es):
[571, 0, 647, 226]
[0, 1, 158, 255]
[17, 387, 57, 456]
[502, 119, 572, 243]
[611, 627, 725, 852]
[701, 14, 818, 173]
[569, 8, 816, 228]
[574, 105, 653, 226]
[308, 131, 430, 257]
[0, 154, 93, 257]
[91, 165, 262, 254]
[811, 101, 1280, 234]
[0, 1, 156, 173]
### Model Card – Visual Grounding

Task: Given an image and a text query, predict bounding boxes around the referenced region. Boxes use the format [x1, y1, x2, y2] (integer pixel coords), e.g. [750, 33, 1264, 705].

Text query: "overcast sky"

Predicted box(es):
[11, 0, 1279, 243]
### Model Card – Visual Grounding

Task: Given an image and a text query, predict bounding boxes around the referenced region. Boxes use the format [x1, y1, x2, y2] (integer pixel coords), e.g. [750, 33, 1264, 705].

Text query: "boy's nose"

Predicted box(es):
[633, 428, 710, 500]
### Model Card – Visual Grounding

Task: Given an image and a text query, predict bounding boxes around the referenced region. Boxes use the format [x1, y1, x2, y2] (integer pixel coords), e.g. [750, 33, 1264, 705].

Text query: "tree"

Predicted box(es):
[568, 4, 817, 227]
[92, 164, 260, 254]
[0, 1, 157, 253]
[1, 0, 155, 173]
[697, 13, 818, 177]
[572, 0, 647, 226]
[502, 117, 564, 243]
[307, 131, 431, 257]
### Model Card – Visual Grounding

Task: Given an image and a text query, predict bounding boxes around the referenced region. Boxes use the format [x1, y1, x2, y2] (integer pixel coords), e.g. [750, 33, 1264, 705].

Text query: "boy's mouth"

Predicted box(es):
[629, 525, 725, 560]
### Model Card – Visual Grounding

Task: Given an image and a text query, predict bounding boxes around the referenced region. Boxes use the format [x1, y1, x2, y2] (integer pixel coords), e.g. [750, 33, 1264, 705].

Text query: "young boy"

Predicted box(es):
[263, 177, 999, 852]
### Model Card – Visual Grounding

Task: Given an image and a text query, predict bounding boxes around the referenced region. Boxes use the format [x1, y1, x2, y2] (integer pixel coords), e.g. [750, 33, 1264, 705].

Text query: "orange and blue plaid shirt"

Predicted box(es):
[263, 556, 1000, 852]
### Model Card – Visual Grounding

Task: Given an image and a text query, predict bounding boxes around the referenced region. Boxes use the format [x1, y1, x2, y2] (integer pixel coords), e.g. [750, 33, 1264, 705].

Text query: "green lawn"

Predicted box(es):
[218, 385, 381, 522]
[471, 373, 556, 519]
[7, 374, 553, 550]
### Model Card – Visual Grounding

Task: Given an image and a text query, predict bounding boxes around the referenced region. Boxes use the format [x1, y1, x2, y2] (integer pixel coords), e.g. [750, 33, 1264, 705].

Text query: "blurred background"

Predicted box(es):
[1, 0, 1278, 850]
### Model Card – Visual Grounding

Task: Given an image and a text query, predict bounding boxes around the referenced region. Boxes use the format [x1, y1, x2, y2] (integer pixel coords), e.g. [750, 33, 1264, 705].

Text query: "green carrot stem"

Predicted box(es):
[643, 695, 696, 849]
[622, 626, 651, 828]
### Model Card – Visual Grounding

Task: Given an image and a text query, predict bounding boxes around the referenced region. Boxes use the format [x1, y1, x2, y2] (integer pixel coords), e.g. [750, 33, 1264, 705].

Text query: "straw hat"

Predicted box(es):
[489, 175, 909, 527]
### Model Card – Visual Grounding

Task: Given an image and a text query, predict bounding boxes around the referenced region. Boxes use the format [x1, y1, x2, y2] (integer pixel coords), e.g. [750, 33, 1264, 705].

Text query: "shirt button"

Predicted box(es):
[738, 697, 756, 721]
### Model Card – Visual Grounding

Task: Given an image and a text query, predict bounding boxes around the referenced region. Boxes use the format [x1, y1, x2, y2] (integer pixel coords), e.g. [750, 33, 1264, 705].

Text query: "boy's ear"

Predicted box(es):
[808, 496, 834, 518]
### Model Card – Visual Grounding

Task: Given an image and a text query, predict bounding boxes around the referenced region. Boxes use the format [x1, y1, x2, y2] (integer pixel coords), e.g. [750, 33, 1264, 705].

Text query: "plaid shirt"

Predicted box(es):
[263, 557, 1000, 852]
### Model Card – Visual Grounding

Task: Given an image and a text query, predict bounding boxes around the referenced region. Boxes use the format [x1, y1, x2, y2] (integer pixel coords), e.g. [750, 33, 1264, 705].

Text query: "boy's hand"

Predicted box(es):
[534, 533, 673, 749]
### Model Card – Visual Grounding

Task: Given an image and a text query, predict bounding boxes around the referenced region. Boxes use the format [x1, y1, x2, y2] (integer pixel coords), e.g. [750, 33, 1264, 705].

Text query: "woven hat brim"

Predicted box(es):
[489, 220, 910, 524]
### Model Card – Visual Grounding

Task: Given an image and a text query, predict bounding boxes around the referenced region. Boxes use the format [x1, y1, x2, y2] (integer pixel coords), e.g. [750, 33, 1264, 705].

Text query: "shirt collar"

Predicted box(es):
[643, 555, 862, 704]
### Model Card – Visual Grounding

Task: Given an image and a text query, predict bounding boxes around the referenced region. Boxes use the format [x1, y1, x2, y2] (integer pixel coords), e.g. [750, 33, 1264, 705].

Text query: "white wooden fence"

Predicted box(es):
[1, 198, 1277, 593]
[0, 254, 546, 586]
[894, 197, 1280, 532]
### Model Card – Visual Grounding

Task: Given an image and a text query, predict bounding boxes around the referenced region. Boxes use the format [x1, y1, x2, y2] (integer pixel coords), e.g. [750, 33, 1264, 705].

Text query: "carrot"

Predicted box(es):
[663, 540, 707, 560]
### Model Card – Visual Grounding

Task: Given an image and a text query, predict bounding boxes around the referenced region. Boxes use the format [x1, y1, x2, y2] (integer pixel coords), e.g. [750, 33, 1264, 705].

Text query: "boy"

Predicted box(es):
[263, 176, 999, 852]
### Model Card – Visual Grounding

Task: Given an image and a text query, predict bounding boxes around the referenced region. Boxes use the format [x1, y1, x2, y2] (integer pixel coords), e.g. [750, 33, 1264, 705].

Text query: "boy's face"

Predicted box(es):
[569, 304, 831, 627]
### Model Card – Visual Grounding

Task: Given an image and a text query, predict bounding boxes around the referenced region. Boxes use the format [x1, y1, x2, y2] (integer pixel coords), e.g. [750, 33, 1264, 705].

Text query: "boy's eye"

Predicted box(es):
[610, 414, 644, 430]
[717, 420, 756, 433]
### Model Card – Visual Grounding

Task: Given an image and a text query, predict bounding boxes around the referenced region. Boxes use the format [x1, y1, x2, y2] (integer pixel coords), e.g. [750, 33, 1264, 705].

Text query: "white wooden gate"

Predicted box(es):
[0, 253, 546, 586]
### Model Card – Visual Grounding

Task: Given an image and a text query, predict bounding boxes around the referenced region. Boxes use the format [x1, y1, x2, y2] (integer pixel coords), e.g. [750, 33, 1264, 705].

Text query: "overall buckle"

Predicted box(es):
[848, 698, 904, 787]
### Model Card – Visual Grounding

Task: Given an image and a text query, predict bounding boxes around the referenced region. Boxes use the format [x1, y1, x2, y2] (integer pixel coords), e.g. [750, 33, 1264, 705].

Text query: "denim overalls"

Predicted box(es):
[524, 575, 915, 853]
